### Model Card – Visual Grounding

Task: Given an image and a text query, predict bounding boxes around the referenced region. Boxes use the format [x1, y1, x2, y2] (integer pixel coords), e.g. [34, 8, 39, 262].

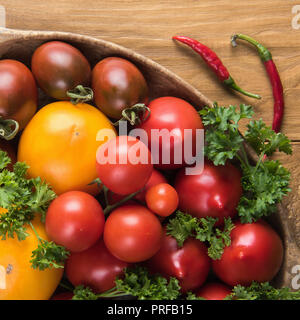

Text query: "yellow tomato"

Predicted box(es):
[0, 216, 63, 300]
[18, 101, 116, 195]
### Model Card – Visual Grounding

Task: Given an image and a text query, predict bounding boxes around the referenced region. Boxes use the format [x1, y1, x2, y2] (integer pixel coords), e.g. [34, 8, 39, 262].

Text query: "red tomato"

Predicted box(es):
[195, 282, 232, 300]
[92, 57, 148, 119]
[0, 59, 37, 131]
[175, 160, 242, 225]
[96, 136, 153, 195]
[104, 204, 163, 263]
[31, 41, 91, 100]
[145, 183, 179, 217]
[0, 140, 17, 171]
[146, 231, 211, 293]
[45, 191, 105, 252]
[66, 239, 129, 293]
[136, 97, 204, 170]
[212, 221, 284, 287]
[51, 292, 73, 300]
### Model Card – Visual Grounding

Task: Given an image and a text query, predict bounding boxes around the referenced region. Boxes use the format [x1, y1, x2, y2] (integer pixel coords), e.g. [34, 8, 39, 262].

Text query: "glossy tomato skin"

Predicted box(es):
[104, 204, 163, 263]
[175, 160, 242, 225]
[92, 57, 148, 119]
[135, 169, 167, 203]
[18, 101, 116, 195]
[196, 282, 232, 300]
[0, 216, 63, 300]
[146, 231, 211, 293]
[66, 239, 129, 293]
[31, 41, 91, 100]
[145, 183, 179, 217]
[96, 136, 153, 195]
[0, 59, 37, 130]
[137, 97, 204, 170]
[212, 221, 284, 287]
[45, 191, 105, 252]
[0, 140, 17, 171]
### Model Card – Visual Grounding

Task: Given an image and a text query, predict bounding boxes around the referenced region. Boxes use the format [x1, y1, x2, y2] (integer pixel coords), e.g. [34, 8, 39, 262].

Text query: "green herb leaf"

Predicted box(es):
[30, 238, 70, 271]
[225, 282, 300, 300]
[72, 285, 98, 300]
[186, 291, 206, 300]
[245, 120, 292, 156]
[115, 266, 181, 300]
[167, 211, 234, 260]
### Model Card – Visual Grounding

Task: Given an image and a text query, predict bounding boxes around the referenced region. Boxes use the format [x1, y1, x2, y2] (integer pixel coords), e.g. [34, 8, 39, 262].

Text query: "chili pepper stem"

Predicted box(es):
[224, 77, 261, 99]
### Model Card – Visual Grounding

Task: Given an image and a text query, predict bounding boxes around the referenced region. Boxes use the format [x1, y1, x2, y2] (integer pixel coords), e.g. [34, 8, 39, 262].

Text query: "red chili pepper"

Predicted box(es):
[172, 35, 261, 100]
[231, 34, 284, 133]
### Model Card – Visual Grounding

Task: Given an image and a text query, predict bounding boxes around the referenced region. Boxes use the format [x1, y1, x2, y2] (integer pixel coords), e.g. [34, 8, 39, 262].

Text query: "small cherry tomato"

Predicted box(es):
[31, 41, 91, 100]
[104, 204, 163, 263]
[212, 220, 284, 287]
[0, 59, 37, 132]
[45, 191, 105, 252]
[175, 160, 242, 225]
[92, 57, 148, 119]
[195, 282, 232, 300]
[66, 239, 129, 293]
[135, 169, 167, 203]
[146, 231, 211, 293]
[96, 136, 153, 195]
[145, 183, 179, 217]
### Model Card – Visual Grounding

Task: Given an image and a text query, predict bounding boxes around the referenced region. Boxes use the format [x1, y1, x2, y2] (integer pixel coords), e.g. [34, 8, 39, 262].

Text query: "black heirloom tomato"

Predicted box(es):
[0, 59, 37, 132]
[92, 57, 148, 119]
[31, 41, 91, 100]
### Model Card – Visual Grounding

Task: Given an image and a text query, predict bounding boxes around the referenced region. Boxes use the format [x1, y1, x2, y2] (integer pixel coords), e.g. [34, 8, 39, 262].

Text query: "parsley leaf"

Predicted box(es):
[115, 266, 181, 300]
[167, 211, 234, 260]
[225, 282, 300, 300]
[72, 285, 98, 300]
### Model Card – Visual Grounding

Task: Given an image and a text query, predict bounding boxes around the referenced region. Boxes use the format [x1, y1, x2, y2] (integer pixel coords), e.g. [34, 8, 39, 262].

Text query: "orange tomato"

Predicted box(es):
[18, 101, 116, 195]
[0, 216, 63, 300]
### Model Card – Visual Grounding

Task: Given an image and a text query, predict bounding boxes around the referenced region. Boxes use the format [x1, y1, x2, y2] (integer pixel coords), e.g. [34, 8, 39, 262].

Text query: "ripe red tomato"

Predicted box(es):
[104, 204, 163, 263]
[92, 57, 148, 119]
[146, 231, 211, 293]
[45, 191, 105, 252]
[136, 96, 204, 170]
[66, 239, 129, 293]
[135, 169, 167, 203]
[31, 41, 91, 100]
[195, 282, 232, 300]
[145, 183, 179, 217]
[175, 160, 242, 225]
[0, 59, 37, 131]
[96, 136, 153, 195]
[212, 221, 284, 287]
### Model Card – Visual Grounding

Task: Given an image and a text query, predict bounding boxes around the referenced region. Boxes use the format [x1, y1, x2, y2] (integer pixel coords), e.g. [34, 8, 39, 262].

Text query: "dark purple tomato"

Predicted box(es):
[0, 59, 37, 130]
[31, 41, 91, 100]
[92, 57, 148, 119]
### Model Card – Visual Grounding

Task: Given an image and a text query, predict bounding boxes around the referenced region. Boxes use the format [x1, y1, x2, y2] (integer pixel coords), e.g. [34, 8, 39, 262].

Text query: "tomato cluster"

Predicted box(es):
[0, 40, 284, 300]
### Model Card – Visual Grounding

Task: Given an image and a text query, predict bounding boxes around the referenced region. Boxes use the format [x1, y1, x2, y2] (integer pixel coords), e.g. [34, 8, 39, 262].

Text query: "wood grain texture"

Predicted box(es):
[0, 0, 299, 287]
[1, 0, 299, 139]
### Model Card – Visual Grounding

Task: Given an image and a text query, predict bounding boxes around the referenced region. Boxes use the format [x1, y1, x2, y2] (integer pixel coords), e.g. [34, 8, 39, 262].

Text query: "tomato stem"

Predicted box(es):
[113, 103, 150, 126]
[103, 190, 141, 216]
[67, 85, 94, 105]
[0, 118, 19, 141]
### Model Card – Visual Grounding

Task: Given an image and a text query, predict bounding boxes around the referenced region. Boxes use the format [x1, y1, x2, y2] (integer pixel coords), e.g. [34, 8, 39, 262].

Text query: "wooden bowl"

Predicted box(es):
[0, 27, 298, 289]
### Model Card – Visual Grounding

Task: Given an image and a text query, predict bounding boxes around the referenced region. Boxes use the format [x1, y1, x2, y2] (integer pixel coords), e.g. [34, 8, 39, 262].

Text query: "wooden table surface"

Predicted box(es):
[1, 1, 299, 233]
